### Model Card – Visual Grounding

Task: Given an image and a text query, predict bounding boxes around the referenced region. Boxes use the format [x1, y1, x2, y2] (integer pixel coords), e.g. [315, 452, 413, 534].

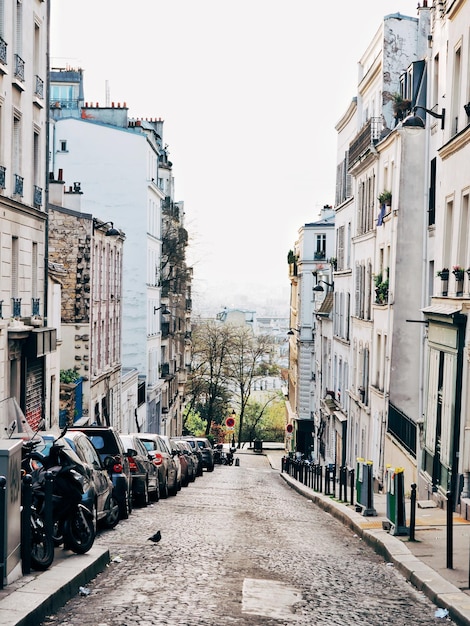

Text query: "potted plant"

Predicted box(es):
[378, 190, 392, 206]
[437, 268, 449, 280]
[392, 93, 412, 122]
[452, 265, 464, 281]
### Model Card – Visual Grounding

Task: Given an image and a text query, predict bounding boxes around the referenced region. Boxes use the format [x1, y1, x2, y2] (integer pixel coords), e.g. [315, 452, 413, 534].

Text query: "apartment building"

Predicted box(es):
[48, 180, 125, 428]
[0, 0, 58, 430]
[287, 205, 335, 456]
[49, 69, 191, 434]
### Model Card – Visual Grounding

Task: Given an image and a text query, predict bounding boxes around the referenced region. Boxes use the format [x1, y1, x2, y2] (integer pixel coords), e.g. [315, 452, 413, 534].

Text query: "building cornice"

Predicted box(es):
[438, 125, 470, 161]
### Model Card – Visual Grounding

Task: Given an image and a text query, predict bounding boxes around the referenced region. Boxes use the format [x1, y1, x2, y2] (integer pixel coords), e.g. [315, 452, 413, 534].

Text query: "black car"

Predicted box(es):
[70, 427, 132, 520]
[120, 434, 159, 506]
[63, 431, 120, 528]
[181, 437, 214, 472]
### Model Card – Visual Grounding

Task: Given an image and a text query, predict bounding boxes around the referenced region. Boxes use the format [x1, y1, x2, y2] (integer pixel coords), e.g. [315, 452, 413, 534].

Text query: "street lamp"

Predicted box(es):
[313, 280, 334, 293]
[153, 305, 171, 315]
[93, 218, 121, 236]
[402, 105, 446, 130]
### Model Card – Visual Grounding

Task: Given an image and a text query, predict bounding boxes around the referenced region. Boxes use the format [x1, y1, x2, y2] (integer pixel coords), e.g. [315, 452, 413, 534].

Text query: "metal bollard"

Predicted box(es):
[447, 490, 453, 569]
[235, 457, 240, 466]
[409, 483, 416, 542]
[0, 476, 6, 589]
[349, 468, 355, 506]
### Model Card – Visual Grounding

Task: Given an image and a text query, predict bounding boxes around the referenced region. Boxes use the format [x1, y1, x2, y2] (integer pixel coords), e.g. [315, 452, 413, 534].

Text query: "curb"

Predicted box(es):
[280, 471, 470, 626]
[0, 547, 110, 626]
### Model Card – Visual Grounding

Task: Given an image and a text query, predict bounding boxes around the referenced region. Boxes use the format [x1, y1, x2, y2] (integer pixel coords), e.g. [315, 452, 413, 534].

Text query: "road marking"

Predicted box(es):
[242, 578, 301, 619]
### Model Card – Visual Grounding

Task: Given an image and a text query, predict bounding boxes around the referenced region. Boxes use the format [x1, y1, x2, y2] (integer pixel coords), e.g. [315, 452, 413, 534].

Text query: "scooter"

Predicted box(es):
[22, 426, 96, 557]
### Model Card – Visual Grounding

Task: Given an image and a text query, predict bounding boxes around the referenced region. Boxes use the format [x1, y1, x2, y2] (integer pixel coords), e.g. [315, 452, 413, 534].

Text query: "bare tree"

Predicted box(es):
[186, 321, 233, 435]
[225, 327, 274, 448]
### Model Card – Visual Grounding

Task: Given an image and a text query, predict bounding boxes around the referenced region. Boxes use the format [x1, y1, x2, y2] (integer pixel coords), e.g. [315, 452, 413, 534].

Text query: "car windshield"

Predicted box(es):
[88, 435, 105, 451]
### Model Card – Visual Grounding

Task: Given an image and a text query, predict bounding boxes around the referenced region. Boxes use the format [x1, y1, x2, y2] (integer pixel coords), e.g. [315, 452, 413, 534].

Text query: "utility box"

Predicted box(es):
[385, 466, 409, 536]
[0, 439, 22, 585]
[355, 459, 377, 516]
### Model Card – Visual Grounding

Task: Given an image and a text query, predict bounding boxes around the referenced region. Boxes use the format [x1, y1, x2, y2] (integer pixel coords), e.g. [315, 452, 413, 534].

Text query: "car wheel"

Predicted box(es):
[150, 479, 160, 502]
[136, 480, 149, 507]
[103, 495, 120, 528]
[160, 475, 169, 499]
[118, 490, 130, 520]
[207, 463, 215, 472]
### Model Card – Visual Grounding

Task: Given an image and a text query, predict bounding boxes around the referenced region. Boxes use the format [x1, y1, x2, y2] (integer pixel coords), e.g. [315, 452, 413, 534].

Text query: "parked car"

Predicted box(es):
[133, 433, 178, 498]
[174, 437, 204, 477]
[31, 431, 120, 530]
[175, 438, 199, 482]
[120, 434, 159, 506]
[182, 436, 215, 472]
[69, 427, 132, 520]
[173, 439, 197, 485]
[160, 435, 182, 490]
[63, 431, 120, 528]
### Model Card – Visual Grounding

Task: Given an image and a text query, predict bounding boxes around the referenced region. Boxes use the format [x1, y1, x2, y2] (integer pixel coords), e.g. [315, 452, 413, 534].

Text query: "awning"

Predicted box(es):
[421, 303, 462, 316]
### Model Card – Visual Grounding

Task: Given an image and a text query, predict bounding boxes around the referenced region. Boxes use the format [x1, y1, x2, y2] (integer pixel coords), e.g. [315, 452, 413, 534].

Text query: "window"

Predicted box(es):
[11, 236, 18, 297]
[59, 140, 67, 152]
[451, 46, 461, 135]
[428, 158, 436, 226]
[315, 234, 326, 260]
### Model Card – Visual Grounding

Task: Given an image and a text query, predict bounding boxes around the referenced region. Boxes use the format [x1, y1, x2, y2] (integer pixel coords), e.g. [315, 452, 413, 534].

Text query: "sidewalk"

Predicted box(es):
[260, 448, 470, 626]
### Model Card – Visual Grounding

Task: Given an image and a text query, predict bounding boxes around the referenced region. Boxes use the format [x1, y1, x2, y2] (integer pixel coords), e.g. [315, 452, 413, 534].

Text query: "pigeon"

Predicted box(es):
[148, 530, 162, 543]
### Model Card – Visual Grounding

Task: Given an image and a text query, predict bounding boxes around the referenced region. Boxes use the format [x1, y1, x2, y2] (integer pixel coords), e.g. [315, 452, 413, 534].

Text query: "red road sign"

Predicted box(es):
[286, 424, 293, 433]
[226, 416, 235, 428]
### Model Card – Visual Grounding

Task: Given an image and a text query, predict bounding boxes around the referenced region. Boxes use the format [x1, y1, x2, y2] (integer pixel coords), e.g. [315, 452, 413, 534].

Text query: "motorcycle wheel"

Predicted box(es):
[63, 506, 95, 554]
[30, 513, 55, 571]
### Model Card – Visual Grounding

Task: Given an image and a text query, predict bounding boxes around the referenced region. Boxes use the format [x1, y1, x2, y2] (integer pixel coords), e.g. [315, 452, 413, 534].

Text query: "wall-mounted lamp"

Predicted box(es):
[313, 280, 334, 292]
[93, 219, 121, 236]
[402, 105, 445, 130]
[154, 305, 171, 315]
[287, 328, 299, 335]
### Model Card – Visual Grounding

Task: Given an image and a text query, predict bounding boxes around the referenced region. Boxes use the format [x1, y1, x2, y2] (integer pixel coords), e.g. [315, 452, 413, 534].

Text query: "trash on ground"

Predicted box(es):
[435, 608, 449, 618]
[78, 586, 91, 596]
[111, 555, 123, 563]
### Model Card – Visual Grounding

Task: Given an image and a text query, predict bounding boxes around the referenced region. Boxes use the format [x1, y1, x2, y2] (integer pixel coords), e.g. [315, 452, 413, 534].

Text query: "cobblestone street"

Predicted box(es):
[40, 452, 453, 626]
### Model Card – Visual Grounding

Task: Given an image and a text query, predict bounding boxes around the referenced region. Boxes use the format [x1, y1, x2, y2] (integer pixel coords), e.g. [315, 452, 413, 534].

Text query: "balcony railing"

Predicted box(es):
[34, 185, 43, 207]
[14, 174, 24, 196]
[50, 99, 80, 110]
[35, 75, 44, 99]
[12, 298, 21, 318]
[314, 251, 326, 260]
[14, 54, 25, 82]
[0, 166, 5, 189]
[0, 36, 7, 65]
[32, 298, 40, 316]
[348, 117, 381, 169]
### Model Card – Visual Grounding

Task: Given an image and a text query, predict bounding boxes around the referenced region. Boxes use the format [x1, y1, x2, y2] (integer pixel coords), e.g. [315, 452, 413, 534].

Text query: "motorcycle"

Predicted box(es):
[22, 426, 96, 558]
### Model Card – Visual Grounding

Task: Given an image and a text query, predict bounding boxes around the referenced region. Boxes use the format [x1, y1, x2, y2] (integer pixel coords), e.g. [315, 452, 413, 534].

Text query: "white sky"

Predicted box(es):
[50, 0, 418, 316]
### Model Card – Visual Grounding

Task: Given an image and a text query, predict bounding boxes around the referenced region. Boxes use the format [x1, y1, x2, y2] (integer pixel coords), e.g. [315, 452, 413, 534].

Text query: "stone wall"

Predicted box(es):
[48, 209, 92, 323]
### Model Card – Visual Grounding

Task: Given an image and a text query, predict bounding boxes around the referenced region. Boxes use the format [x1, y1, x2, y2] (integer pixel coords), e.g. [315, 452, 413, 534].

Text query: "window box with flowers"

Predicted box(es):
[437, 268, 449, 280]
[452, 266, 464, 281]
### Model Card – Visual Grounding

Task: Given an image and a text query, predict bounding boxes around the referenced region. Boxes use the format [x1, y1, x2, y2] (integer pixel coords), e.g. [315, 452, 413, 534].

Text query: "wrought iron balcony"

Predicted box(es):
[50, 98, 80, 110]
[35, 75, 44, 99]
[14, 174, 24, 196]
[34, 185, 43, 207]
[348, 117, 381, 169]
[12, 298, 21, 318]
[14, 54, 25, 82]
[0, 36, 7, 65]
[0, 166, 5, 189]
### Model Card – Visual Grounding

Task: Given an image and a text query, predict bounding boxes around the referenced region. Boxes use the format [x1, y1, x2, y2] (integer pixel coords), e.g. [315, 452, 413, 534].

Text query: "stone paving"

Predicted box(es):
[40, 452, 454, 625]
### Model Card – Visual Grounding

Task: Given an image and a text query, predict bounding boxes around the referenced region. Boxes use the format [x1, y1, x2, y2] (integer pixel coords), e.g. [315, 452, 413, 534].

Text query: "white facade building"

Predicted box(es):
[51, 109, 166, 430]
